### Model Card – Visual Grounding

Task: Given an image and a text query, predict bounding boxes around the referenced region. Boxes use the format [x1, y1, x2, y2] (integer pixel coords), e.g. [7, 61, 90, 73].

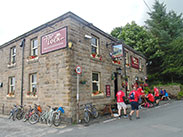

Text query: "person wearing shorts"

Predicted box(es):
[128, 86, 140, 120]
[116, 89, 127, 119]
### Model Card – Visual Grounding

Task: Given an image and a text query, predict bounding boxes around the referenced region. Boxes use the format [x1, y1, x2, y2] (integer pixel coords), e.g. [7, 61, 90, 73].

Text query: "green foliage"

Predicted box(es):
[144, 87, 150, 94]
[111, 0, 183, 85]
[178, 91, 183, 97]
[145, 0, 183, 84]
[111, 21, 158, 58]
[177, 91, 183, 100]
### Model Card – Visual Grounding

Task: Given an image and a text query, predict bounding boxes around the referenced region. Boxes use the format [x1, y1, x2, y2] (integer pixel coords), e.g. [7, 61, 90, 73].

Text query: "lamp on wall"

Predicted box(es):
[84, 34, 92, 39]
[0, 82, 3, 87]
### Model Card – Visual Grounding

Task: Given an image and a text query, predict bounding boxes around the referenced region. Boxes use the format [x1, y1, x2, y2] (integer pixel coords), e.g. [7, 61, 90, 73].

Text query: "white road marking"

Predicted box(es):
[57, 128, 73, 134]
[103, 118, 116, 123]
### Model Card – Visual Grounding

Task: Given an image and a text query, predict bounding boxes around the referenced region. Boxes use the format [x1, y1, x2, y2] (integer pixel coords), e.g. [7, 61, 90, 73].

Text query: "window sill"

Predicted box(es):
[6, 95, 15, 98]
[91, 92, 104, 97]
[7, 63, 16, 68]
[112, 61, 121, 65]
[26, 95, 38, 99]
[27, 56, 39, 63]
[90, 54, 102, 61]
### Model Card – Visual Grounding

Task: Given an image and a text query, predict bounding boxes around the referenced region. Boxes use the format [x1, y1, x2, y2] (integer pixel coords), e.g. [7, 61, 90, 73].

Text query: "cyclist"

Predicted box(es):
[128, 86, 140, 120]
[116, 88, 127, 119]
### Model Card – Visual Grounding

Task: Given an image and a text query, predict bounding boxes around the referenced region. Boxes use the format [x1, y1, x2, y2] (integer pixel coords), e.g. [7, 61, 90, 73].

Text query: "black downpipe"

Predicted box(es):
[20, 39, 25, 106]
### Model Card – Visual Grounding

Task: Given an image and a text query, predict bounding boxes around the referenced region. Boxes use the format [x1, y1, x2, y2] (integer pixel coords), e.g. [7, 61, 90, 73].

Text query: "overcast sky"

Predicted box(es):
[0, 0, 183, 45]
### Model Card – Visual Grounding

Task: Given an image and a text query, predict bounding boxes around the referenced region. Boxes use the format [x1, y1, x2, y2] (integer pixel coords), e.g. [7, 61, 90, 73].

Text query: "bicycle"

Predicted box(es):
[53, 106, 65, 127]
[23, 105, 33, 122]
[39, 105, 53, 124]
[29, 104, 42, 124]
[83, 103, 98, 123]
[9, 104, 18, 121]
[16, 105, 26, 120]
[46, 106, 58, 127]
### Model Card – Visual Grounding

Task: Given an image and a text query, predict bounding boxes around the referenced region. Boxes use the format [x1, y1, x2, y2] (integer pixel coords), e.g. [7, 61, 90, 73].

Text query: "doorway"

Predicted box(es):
[114, 73, 118, 99]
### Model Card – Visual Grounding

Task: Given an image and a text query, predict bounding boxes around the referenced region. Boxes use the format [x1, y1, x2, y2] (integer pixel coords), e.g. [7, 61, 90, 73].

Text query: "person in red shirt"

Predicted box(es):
[116, 89, 127, 119]
[128, 86, 140, 120]
[154, 86, 160, 105]
[146, 91, 155, 104]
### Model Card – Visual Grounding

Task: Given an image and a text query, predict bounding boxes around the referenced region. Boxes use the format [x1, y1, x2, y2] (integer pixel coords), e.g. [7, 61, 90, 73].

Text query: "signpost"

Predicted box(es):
[75, 65, 82, 123]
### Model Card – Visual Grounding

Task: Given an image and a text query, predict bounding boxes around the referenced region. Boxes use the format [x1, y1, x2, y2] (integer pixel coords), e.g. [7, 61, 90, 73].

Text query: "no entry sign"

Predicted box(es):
[75, 65, 82, 74]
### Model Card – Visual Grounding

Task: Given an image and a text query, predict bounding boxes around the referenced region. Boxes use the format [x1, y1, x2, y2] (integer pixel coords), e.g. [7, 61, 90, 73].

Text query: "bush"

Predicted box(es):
[177, 91, 183, 100]
[144, 87, 150, 94]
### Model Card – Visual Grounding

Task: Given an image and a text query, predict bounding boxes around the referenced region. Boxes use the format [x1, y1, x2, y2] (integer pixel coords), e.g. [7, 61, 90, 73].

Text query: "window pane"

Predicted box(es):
[13, 48, 16, 54]
[33, 49, 38, 56]
[91, 37, 97, 46]
[92, 73, 98, 81]
[91, 47, 97, 54]
[33, 39, 38, 48]
[92, 83, 98, 92]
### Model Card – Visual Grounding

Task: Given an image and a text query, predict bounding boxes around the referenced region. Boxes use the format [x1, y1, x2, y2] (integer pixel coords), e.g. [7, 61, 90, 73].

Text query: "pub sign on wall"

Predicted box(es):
[41, 27, 67, 54]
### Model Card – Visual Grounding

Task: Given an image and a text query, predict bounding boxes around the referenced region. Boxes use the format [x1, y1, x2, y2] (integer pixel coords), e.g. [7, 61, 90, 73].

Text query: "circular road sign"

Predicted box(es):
[75, 65, 82, 74]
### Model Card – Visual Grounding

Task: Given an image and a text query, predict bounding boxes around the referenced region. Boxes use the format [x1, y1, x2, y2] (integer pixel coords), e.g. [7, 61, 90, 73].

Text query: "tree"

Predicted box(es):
[145, 0, 183, 83]
[111, 21, 158, 58]
[111, 0, 183, 84]
[161, 37, 183, 83]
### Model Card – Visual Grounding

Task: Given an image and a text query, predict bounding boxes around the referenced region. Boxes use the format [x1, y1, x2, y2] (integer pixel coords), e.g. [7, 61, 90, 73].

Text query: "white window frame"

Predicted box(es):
[30, 73, 37, 94]
[91, 36, 99, 55]
[31, 38, 38, 56]
[92, 72, 101, 93]
[8, 77, 15, 94]
[10, 47, 16, 64]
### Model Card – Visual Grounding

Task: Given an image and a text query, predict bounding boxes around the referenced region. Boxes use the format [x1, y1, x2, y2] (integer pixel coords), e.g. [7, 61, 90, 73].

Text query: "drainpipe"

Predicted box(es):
[20, 39, 25, 106]
[123, 46, 127, 96]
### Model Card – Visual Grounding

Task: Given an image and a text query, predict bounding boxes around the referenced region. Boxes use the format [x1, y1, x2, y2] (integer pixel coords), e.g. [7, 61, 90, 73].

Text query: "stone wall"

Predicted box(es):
[158, 85, 181, 96]
[0, 18, 72, 120]
[67, 18, 147, 121]
[0, 13, 147, 122]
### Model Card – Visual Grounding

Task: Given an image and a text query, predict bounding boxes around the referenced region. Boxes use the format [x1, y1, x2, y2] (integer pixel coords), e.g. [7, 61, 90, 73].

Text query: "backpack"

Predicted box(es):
[130, 92, 135, 100]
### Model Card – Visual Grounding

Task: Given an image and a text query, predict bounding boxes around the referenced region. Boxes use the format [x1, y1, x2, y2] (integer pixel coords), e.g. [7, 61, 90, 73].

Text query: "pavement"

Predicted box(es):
[0, 99, 174, 127]
[0, 99, 182, 137]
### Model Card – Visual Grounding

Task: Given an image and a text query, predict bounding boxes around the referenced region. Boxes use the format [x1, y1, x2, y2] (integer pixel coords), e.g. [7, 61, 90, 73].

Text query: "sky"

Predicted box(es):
[0, 0, 183, 45]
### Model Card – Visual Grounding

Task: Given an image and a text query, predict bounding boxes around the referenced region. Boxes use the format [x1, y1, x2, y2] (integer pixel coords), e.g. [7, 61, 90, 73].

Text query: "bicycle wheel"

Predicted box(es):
[23, 112, 29, 122]
[92, 108, 98, 118]
[8, 112, 13, 119]
[47, 118, 53, 127]
[53, 112, 61, 127]
[12, 112, 16, 121]
[84, 111, 90, 123]
[16, 109, 23, 120]
[29, 113, 39, 124]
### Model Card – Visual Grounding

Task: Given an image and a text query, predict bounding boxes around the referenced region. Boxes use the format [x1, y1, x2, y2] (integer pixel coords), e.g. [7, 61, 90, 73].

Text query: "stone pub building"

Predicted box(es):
[0, 12, 146, 122]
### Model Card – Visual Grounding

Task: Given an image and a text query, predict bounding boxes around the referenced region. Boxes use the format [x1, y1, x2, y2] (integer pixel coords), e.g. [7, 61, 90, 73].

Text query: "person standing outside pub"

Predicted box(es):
[154, 86, 160, 105]
[128, 86, 140, 120]
[116, 88, 127, 119]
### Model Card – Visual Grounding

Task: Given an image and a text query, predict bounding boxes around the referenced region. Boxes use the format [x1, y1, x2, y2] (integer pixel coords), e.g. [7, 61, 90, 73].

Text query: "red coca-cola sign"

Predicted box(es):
[41, 27, 67, 54]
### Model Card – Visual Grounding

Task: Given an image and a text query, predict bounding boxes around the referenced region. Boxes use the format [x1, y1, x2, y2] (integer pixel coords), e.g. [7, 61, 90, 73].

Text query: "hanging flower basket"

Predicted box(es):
[80, 80, 87, 84]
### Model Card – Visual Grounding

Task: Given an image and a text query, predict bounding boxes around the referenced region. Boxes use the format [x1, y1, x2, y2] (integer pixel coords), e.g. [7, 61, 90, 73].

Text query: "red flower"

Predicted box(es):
[92, 54, 96, 58]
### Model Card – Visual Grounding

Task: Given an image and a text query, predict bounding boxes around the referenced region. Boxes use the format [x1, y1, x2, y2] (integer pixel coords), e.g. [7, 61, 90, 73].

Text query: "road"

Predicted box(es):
[0, 100, 183, 137]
